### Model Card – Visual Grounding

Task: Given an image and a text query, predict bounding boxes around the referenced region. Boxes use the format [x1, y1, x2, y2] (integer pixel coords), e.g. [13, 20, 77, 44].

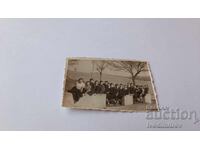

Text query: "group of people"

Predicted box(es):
[68, 78, 149, 106]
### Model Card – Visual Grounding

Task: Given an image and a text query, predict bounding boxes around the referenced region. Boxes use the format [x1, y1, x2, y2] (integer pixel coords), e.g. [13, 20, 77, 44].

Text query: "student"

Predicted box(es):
[99, 81, 105, 94]
[127, 83, 131, 95]
[137, 86, 144, 103]
[132, 85, 138, 103]
[84, 81, 92, 95]
[106, 83, 115, 105]
[123, 85, 129, 96]
[68, 78, 85, 103]
[117, 84, 125, 105]
[94, 80, 101, 94]
[106, 83, 111, 105]
[144, 85, 149, 95]
[113, 84, 120, 104]
[103, 81, 109, 94]
[129, 83, 135, 95]
[140, 85, 148, 103]
[88, 78, 95, 95]
[134, 85, 141, 103]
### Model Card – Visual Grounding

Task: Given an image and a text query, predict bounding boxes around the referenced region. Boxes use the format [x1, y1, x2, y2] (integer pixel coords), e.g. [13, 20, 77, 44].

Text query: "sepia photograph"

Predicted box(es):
[62, 57, 159, 112]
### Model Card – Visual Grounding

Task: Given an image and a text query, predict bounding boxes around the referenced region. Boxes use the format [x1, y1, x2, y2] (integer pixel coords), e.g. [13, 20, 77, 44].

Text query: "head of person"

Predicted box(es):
[95, 80, 99, 85]
[100, 81, 103, 85]
[111, 83, 114, 87]
[85, 81, 90, 86]
[78, 78, 84, 83]
[90, 78, 94, 83]
[130, 83, 133, 87]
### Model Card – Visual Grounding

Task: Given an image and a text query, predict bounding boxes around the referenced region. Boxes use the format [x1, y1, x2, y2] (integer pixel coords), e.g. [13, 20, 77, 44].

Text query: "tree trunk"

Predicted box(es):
[131, 76, 136, 85]
[100, 72, 102, 81]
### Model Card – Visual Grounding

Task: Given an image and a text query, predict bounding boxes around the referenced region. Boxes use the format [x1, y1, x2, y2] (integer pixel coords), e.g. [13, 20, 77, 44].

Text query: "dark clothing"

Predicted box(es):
[144, 87, 149, 95]
[134, 88, 140, 98]
[123, 89, 129, 96]
[99, 84, 105, 94]
[108, 87, 115, 99]
[68, 86, 83, 103]
[126, 87, 131, 95]
[117, 88, 124, 99]
[130, 87, 135, 94]
[106, 87, 116, 104]
[103, 84, 109, 94]
[117, 88, 125, 105]
[113, 87, 119, 99]
[88, 82, 95, 95]
[94, 85, 101, 94]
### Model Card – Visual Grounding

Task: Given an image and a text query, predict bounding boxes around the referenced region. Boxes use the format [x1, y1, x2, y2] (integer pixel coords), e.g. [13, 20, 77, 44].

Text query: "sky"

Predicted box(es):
[67, 59, 149, 77]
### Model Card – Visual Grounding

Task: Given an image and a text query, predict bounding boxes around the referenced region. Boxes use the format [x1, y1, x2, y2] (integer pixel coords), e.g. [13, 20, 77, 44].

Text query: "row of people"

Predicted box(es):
[68, 78, 149, 106]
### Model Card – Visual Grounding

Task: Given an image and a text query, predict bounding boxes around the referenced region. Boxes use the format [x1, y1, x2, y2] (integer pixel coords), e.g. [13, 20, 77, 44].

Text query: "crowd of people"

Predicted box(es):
[68, 78, 149, 106]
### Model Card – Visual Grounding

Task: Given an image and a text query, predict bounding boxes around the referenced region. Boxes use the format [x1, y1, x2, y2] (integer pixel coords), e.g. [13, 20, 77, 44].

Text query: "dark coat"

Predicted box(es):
[87, 82, 95, 95]
[94, 85, 101, 94]
[117, 88, 125, 99]
[130, 87, 135, 94]
[99, 84, 105, 94]
[107, 87, 115, 100]
[103, 84, 109, 94]
[68, 86, 83, 103]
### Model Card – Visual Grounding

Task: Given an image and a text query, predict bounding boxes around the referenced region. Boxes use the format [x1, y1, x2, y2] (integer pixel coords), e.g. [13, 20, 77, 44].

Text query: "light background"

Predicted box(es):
[0, 19, 200, 130]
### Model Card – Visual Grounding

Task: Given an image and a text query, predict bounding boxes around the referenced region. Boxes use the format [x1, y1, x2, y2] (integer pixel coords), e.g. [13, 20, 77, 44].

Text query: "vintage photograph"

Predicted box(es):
[62, 58, 159, 112]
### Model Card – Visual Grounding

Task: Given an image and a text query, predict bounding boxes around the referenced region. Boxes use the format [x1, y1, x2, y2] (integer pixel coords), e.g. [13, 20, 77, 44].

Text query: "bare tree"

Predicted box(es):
[108, 61, 147, 85]
[95, 60, 107, 81]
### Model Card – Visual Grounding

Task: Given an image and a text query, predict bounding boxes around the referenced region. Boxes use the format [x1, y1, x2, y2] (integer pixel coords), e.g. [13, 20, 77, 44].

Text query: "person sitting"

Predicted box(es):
[99, 81, 105, 94]
[117, 84, 125, 105]
[123, 85, 129, 96]
[84, 81, 92, 95]
[103, 81, 109, 94]
[88, 78, 95, 95]
[129, 83, 135, 95]
[94, 80, 101, 94]
[144, 85, 149, 95]
[126, 83, 131, 95]
[137, 86, 144, 103]
[68, 78, 85, 103]
[106, 83, 115, 105]
[134, 85, 141, 103]
[139, 86, 145, 103]
[105, 83, 111, 105]
[132, 85, 137, 103]
[113, 84, 120, 104]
